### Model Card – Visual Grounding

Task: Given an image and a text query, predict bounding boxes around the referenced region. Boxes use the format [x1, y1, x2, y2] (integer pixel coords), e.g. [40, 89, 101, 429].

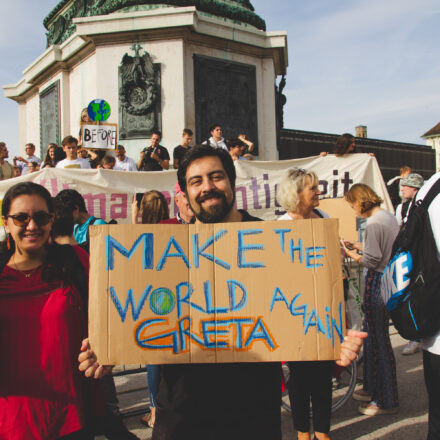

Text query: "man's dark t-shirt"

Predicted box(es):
[153, 210, 282, 440]
[173, 145, 191, 164]
[139, 145, 170, 171]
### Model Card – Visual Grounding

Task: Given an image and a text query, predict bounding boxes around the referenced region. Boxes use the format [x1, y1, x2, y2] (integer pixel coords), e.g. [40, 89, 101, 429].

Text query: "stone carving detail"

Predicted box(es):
[44, 0, 266, 46]
[275, 75, 287, 149]
[40, 81, 61, 159]
[193, 55, 258, 154]
[119, 43, 161, 139]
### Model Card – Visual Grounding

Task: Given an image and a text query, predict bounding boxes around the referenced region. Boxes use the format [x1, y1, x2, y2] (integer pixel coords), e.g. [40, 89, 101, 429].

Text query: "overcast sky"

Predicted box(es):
[0, 0, 439, 156]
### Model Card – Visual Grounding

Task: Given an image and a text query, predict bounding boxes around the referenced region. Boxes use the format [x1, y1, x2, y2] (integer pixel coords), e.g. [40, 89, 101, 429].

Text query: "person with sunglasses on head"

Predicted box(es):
[276, 168, 335, 440]
[0, 182, 107, 439]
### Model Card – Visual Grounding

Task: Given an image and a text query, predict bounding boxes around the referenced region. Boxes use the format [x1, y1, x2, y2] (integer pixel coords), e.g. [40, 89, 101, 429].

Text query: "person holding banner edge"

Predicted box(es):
[78, 145, 367, 440]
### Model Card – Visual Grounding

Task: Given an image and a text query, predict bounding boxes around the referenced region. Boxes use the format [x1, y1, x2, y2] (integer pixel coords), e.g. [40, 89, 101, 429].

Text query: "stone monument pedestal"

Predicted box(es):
[4, 6, 287, 160]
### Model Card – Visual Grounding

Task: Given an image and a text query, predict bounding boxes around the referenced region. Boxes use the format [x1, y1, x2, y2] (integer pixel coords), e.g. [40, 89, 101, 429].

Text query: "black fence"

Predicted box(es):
[279, 128, 436, 182]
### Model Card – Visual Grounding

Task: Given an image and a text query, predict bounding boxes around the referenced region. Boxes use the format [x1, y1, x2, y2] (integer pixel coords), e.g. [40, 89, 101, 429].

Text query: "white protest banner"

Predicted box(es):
[89, 219, 345, 364]
[0, 154, 392, 226]
[81, 123, 118, 150]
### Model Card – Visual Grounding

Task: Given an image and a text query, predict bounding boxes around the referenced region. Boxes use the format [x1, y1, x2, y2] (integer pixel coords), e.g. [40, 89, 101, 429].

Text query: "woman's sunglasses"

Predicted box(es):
[6, 211, 53, 227]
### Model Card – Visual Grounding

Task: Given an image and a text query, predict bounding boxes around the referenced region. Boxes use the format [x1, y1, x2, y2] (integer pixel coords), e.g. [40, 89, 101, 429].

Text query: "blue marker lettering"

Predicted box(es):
[106, 233, 153, 270]
[227, 279, 248, 311]
[289, 239, 304, 264]
[192, 229, 231, 270]
[135, 318, 177, 351]
[274, 228, 291, 253]
[204, 280, 228, 314]
[109, 285, 152, 322]
[244, 317, 276, 350]
[157, 236, 190, 270]
[237, 229, 265, 268]
[270, 287, 289, 311]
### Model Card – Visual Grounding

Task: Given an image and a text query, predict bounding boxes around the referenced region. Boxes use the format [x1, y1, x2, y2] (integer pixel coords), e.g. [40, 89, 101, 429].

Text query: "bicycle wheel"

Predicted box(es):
[281, 361, 358, 413]
[331, 361, 358, 412]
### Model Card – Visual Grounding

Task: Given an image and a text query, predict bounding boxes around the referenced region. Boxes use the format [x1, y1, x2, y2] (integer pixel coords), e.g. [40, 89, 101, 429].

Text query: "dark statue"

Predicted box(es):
[45, 0, 265, 47]
[275, 75, 287, 149]
[119, 43, 161, 139]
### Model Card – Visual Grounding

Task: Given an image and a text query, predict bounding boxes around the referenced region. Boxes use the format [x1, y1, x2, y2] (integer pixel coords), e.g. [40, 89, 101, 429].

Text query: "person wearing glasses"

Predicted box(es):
[276, 167, 334, 440]
[0, 182, 105, 439]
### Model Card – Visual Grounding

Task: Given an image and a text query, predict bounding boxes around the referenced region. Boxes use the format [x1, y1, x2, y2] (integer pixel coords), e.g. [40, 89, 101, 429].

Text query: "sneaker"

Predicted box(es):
[352, 389, 372, 402]
[402, 341, 421, 355]
[358, 403, 399, 416]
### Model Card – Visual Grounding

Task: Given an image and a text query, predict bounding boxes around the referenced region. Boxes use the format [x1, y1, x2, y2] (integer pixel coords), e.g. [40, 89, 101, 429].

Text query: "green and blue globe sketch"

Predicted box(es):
[87, 99, 111, 122]
[149, 287, 176, 316]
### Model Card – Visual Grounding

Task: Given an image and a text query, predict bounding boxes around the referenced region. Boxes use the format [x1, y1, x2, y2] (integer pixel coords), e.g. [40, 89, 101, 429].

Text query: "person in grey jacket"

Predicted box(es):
[342, 183, 399, 416]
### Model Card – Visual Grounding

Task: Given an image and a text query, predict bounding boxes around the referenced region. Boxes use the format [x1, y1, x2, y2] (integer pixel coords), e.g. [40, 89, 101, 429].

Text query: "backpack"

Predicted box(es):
[381, 178, 440, 340]
[79, 216, 117, 253]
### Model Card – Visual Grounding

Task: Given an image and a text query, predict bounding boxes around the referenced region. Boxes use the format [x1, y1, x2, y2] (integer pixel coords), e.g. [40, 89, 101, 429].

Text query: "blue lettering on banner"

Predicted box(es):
[274, 228, 291, 253]
[109, 285, 152, 322]
[156, 235, 190, 270]
[237, 229, 265, 268]
[192, 229, 231, 270]
[106, 233, 154, 270]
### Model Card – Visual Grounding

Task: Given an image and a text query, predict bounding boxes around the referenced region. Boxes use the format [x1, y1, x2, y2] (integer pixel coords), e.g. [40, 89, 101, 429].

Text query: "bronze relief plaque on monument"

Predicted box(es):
[194, 55, 258, 153]
[119, 43, 162, 139]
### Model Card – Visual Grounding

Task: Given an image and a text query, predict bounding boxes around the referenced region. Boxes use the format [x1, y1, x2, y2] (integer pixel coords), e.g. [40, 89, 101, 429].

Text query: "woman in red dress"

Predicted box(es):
[0, 182, 103, 439]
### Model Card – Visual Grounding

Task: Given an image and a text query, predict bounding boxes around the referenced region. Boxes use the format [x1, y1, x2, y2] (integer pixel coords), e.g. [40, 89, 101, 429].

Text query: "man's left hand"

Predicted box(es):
[336, 329, 368, 367]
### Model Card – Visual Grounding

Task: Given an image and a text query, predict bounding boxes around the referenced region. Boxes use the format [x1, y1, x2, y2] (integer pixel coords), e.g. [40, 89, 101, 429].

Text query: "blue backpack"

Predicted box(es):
[381, 178, 440, 340]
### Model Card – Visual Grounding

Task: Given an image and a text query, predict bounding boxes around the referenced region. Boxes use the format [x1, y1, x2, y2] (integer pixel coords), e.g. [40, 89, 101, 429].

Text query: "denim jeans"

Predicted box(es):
[146, 365, 160, 408]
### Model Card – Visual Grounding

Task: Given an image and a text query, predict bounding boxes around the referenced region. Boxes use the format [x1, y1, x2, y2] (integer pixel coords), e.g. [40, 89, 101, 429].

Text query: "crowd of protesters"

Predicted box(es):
[0, 128, 439, 440]
[0, 123, 256, 180]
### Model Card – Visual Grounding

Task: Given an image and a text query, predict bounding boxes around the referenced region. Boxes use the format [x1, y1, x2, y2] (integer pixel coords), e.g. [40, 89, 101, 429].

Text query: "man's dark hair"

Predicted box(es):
[62, 135, 78, 147]
[51, 209, 74, 238]
[182, 128, 193, 136]
[25, 143, 35, 149]
[226, 138, 245, 151]
[152, 129, 162, 139]
[334, 133, 355, 156]
[177, 145, 236, 194]
[101, 155, 116, 166]
[54, 189, 87, 214]
[0, 142, 5, 148]
[209, 123, 221, 133]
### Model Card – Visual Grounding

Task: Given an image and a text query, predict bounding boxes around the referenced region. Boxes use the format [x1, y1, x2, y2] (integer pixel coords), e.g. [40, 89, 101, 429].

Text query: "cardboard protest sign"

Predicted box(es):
[319, 198, 358, 242]
[81, 123, 117, 150]
[89, 219, 346, 365]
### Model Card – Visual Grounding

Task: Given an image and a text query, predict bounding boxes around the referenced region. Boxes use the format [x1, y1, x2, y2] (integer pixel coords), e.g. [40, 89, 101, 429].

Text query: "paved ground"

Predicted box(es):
[99, 328, 428, 440]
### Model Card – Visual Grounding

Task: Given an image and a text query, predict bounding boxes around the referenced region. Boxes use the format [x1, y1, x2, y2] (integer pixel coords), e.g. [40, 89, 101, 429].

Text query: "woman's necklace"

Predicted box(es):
[12, 254, 40, 279]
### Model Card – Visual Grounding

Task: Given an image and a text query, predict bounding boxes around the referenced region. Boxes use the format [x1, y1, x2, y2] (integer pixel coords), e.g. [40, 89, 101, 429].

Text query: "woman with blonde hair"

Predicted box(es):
[342, 183, 399, 416]
[276, 167, 332, 440]
[131, 189, 169, 428]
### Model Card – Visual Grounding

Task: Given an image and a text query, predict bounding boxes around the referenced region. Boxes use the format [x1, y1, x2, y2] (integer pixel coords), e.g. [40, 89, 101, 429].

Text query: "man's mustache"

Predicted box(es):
[196, 190, 225, 204]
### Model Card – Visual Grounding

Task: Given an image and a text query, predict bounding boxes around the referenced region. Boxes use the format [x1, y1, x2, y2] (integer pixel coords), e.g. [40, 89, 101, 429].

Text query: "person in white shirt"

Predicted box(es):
[114, 145, 138, 171]
[56, 136, 91, 169]
[13, 143, 42, 175]
[416, 172, 440, 439]
[202, 123, 227, 150]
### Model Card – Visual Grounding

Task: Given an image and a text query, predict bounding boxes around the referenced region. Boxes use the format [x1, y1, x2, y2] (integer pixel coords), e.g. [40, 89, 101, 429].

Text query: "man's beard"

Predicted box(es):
[189, 189, 235, 223]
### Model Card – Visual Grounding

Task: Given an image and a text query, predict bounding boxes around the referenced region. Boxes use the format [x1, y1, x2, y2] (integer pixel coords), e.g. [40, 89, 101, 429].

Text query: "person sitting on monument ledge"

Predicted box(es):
[202, 123, 228, 150]
[13, 142, 42, 174]
[173, 128, 193, 169]
[56, 136, 92, 169]
[114, 144, 138, 171]
[227, 137, 246, 161]
[320, 133, 374, 157]
[78, 145, 367, 440]
[138, 129, 170, 171]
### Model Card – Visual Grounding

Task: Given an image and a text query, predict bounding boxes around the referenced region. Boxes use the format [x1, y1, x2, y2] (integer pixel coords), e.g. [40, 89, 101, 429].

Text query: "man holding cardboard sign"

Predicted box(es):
[79, 146, 366, 440]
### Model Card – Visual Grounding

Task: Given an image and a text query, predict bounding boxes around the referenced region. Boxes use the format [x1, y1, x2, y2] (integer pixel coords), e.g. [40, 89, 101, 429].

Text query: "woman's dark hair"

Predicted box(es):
[0, 182, 85, 287]
[177, 145, 236, 194]
[43, 145, 66, 168]
[334, 133, 355, 156]
[54, 189, 87, 213]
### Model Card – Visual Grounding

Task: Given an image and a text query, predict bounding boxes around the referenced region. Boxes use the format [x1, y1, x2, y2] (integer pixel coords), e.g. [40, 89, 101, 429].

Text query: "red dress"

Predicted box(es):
[0, 247, 96, 439]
